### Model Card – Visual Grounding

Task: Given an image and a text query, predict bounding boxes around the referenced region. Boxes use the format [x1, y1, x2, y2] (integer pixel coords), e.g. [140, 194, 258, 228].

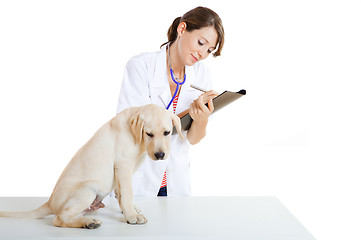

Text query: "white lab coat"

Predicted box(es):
[116, 46, 212, 197]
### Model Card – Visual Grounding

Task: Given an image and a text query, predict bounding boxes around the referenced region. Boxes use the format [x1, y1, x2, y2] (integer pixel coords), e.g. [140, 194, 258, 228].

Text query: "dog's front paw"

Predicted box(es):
[120, 205, 141, 214]
[134, 205, 141, 213]
[126, 213, 147, 225]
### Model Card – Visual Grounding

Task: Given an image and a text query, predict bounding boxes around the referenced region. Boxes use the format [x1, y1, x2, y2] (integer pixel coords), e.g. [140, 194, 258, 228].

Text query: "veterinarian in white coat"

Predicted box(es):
[116, 7, 225, 197]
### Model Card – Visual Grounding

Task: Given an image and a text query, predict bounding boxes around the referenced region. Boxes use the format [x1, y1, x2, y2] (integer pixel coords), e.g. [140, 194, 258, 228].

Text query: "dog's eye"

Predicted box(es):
[146, 132, 154, 138]
[163, 131, 170, 136]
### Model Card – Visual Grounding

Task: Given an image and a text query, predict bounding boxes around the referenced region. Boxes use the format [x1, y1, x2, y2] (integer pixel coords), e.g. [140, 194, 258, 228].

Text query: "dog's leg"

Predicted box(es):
[115, 168, 147, 224]
[114, 188, 141, 214]
[52, 187, 102, 229]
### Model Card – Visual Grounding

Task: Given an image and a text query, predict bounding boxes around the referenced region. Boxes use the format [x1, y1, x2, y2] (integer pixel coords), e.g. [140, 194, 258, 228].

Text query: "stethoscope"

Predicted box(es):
[166, 43, 186, 110]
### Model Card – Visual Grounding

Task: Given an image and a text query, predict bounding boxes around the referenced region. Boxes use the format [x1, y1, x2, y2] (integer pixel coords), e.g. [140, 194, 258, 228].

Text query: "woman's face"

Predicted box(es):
[177, 23, 218, 66]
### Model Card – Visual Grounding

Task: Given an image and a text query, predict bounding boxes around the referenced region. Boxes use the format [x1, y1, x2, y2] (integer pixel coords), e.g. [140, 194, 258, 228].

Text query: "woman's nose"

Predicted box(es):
[198, 49, 208, 59]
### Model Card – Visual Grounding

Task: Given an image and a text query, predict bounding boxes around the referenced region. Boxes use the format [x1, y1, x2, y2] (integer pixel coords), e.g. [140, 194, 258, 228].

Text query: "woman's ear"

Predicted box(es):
[177, 22, 187, 36]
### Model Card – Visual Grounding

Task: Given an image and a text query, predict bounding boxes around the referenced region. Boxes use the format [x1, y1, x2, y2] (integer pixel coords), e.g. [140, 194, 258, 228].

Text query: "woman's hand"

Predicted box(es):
[187, 90, 218, 144]
[189, 90, 218, 123]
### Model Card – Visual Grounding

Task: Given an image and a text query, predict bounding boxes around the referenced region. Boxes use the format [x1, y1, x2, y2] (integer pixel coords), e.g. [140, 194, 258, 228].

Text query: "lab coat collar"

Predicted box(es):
[157, 46, 196, 110]
[153, 46, 168, 88]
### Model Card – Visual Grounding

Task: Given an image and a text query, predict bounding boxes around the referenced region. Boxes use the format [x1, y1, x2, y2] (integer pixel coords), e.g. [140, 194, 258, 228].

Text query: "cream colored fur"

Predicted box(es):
[0, 104, 183, 229]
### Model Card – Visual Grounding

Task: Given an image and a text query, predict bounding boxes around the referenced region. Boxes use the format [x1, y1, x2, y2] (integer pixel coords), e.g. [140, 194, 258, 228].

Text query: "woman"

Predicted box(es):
[116, 6, 224, 197]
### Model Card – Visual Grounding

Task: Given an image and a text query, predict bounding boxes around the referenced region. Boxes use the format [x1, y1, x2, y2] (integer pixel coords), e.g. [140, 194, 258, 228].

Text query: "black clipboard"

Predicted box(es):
[172, 89, 246, 134]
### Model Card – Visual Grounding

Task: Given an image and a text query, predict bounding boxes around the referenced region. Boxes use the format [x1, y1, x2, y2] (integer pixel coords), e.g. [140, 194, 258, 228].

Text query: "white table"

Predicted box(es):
[0, 196, 315, 240]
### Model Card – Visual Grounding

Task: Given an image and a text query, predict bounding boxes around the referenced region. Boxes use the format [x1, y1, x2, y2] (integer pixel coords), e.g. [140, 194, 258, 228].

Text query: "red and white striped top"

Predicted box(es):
[160, 94, 179, 188]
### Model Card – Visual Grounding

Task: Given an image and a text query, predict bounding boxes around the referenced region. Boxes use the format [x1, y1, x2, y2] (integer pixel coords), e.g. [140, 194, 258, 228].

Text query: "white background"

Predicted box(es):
[0, 0, 360, 239]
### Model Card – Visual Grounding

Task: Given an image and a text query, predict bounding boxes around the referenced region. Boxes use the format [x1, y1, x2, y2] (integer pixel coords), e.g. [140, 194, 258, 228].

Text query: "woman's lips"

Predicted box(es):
[191, 54, 198, 63]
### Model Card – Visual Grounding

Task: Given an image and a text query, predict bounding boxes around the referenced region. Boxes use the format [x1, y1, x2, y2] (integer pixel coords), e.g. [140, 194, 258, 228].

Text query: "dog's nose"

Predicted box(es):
[154, 152, 165, 160]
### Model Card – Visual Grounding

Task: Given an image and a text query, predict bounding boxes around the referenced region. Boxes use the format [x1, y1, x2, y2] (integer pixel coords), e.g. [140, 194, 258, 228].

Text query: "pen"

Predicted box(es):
[190, 84, 207, 93]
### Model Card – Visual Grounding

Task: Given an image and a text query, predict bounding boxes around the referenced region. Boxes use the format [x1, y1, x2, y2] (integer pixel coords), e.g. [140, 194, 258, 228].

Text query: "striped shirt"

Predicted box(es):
[160, 94, 179, 188]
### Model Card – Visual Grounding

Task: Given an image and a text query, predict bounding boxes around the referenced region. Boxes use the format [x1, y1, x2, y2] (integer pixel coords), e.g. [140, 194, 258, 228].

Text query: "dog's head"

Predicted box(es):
[129, 104, 183, 160]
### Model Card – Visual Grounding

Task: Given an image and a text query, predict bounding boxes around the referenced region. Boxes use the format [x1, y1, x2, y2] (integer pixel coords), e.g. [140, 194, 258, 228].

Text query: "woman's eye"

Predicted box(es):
[146, 132, 154, 138]
[198, 40, 204, 46]
[164, 131, 170, 136]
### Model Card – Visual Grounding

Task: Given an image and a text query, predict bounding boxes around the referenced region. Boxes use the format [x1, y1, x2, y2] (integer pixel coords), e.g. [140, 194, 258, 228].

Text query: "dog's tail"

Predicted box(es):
[0, 201, 52, 219]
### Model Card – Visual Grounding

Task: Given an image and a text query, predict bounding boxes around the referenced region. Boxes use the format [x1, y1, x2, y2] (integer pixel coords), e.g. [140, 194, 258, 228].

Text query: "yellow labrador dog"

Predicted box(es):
[0, 104, 183, 229]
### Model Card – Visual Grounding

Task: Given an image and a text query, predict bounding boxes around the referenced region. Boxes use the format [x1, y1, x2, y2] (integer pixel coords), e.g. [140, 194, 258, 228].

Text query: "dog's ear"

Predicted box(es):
[170, 112, 184, 140]
[129, 113, 145, 144]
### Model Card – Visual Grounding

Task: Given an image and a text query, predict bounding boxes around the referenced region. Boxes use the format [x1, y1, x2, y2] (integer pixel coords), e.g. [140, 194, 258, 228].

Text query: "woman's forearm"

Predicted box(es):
[187, 119, 208, 145]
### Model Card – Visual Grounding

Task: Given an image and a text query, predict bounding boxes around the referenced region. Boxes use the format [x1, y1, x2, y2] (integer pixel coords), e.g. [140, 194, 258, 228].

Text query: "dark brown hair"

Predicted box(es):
[161, 6, 224, 57]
